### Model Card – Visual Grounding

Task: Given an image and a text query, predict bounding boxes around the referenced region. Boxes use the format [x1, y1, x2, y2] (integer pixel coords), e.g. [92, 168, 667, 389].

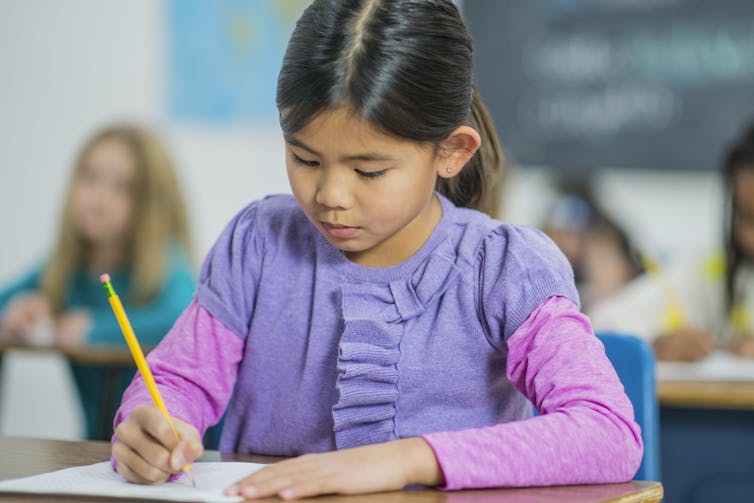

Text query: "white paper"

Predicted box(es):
[0, 461, 266, 502]
[657, 350, 754, 381]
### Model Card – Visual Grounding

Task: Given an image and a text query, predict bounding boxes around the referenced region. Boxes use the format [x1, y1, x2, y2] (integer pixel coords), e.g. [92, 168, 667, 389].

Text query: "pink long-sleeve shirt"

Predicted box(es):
[114, 194, 642, 489]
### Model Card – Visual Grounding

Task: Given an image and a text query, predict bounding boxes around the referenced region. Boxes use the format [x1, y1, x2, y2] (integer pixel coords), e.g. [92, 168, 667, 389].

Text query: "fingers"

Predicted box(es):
[685, 329, 715, 360]
[654, 329, 715, 362]
[174, 419, 204, 456]
[113, 406, 203, 485]
[2, 294, 52, 335]
[731, 337, 754, 358]
[227, 458, 331, 500]
[131, 406, 184, 452]
[115, 417, 172, 470]
[113, 440, 171, 484]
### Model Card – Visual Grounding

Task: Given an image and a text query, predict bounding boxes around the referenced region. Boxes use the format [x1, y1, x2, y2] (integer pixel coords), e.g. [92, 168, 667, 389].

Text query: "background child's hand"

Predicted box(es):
[653, 327, 716, 361]
[112, 404, 203, 485]
[225, 437, 443, 500]
[731, 334, 754, 358]
[0, 293, 52, 342]
[55, 309, 91, 348]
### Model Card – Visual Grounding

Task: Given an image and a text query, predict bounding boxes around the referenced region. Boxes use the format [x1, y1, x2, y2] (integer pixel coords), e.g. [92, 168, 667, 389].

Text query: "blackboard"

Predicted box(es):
[462, 0, 754, 171]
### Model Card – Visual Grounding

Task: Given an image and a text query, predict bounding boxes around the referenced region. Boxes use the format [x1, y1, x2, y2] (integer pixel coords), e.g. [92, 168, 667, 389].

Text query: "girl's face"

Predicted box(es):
[285, 108, 443, 267]
[734, 167, 754, 260]
[71, 138, 136, 247]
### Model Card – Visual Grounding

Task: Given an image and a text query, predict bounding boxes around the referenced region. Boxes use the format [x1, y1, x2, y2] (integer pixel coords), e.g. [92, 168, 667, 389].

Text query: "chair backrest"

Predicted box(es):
[596, 332, 661, 482]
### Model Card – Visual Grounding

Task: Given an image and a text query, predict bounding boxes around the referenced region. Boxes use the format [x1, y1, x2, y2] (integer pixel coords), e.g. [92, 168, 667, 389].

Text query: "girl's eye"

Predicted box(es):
[356, 169, 387, 179]
[80, 169, 100, 185]
[113, 178, 132, 194]
[291, 152, 319, 167]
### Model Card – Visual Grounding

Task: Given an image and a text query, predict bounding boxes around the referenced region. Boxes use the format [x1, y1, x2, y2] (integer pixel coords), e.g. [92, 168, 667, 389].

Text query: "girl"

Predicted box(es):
[112, 0, 642, 498]
[542, 181, 644, 310]
[0, 123, 196, 439]
[590, 122, 754, 361]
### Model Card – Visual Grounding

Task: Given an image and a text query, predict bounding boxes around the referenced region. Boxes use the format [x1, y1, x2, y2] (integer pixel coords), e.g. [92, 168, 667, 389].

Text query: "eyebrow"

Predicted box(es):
[284, 135, 397, 162]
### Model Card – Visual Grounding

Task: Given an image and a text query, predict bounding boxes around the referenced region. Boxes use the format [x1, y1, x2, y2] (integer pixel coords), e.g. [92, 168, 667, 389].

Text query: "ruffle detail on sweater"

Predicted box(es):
[332, 240, 459, 449]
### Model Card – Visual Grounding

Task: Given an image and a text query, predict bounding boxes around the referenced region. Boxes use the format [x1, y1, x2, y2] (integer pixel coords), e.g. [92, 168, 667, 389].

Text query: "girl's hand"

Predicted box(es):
[55, 309, 92, 348]
[1, 292, 52, 340]
[225, 437, 444, 500]
[113, 404, 204, 485]
[731, 334, 754, 358]
[653, 327, 716, 361]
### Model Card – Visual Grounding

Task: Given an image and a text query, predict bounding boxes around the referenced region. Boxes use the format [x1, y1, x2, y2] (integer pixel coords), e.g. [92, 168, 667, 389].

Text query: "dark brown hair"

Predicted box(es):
[723, 121, 754, 311]
[276, 0, 504, 216]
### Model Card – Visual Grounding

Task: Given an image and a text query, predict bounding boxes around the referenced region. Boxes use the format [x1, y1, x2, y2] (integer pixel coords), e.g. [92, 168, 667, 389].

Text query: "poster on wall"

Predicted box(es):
[167, 0, 308, 123]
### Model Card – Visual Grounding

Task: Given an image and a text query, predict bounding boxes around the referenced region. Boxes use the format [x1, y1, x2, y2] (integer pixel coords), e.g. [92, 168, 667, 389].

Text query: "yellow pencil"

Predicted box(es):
[100, 273, 196, 487]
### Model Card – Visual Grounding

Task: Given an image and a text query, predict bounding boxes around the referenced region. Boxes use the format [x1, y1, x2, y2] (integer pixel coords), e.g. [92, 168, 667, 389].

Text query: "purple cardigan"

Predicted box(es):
[114, 194, 642, 489]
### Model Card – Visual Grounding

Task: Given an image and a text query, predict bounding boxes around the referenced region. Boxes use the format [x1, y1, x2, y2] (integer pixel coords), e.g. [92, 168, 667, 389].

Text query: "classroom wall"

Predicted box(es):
[0, 1, 723, 439]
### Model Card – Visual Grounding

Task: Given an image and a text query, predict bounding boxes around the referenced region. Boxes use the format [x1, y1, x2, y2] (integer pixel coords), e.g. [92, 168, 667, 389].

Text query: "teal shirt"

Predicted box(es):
[0, 248, 196, 439]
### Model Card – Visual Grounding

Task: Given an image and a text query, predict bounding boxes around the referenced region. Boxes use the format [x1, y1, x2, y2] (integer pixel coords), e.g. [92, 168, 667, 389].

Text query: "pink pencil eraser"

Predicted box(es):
[99, 273, 111, 283]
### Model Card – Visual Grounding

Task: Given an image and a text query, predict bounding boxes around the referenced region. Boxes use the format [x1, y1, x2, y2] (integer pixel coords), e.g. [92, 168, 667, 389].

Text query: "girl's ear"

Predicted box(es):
[436, 125, 482, 178]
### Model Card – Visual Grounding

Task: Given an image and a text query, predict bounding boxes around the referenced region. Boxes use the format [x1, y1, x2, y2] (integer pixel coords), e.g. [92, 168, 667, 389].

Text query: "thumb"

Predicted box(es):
[170, 439, 204, 471]
[169, 422, 204, 471]
[176, 420, 203, 450]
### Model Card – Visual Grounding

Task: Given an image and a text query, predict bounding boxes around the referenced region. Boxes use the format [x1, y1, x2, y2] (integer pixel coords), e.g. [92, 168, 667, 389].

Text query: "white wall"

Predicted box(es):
[0, 0, 289, 439]
[0, 1, 723, 439]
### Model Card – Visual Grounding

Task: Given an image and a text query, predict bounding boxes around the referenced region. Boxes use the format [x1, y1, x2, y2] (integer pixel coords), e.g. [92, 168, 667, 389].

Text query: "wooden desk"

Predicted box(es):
[0, 436, 662, 502]
[658, 380, 754, 409]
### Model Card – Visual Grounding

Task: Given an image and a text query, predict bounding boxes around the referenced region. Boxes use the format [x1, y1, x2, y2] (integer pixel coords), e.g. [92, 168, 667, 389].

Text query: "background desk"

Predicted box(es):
[658, 380, 754, 410]
[657, 380, 754, 503]
[0, 342, 138, 441]
[0, 436, 662, 503]
[0, 341, 137, 366]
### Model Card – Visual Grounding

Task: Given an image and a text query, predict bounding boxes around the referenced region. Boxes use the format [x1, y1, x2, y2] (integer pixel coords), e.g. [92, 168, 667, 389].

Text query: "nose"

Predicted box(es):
[315, 169, 354, 209]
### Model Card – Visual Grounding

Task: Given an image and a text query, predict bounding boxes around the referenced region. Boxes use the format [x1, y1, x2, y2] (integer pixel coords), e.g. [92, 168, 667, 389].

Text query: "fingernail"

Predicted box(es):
[281, 488, 295, 499]
[225, 485, 239, 496]
[172, 453, 186, 470]
[243, 486, 258, 497]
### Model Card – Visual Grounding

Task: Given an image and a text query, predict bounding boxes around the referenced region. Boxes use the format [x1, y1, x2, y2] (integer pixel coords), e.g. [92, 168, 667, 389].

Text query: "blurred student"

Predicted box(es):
[542, 182, 643, 310]
[0, 123, 196, 439]
[589, 121, 754, 361]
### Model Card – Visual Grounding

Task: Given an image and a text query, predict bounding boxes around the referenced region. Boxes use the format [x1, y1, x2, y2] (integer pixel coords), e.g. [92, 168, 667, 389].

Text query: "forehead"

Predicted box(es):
[86, 137, 133, 162]
[80, 137, 135, 176]
[290, 107, 426, 156]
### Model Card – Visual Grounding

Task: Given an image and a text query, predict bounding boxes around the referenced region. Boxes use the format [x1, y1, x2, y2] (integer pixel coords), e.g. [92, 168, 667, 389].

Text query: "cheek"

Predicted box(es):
[286, 164, 315, 207]
[363, 180, 426, 226]
[70, 182, 93, 216]
[108, 194, 134, 232]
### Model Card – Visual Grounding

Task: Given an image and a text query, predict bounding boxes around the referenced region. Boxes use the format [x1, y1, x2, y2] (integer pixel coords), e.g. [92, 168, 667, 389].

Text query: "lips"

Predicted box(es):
[321, 221, 360, 239]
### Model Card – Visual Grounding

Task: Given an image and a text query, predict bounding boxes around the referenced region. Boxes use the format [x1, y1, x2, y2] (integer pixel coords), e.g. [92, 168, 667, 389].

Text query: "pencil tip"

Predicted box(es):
[186, 468, 196, 488]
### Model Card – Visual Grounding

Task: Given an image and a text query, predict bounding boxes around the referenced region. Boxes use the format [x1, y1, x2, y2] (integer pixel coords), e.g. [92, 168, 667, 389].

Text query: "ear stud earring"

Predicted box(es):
[446, 166, 453, 174]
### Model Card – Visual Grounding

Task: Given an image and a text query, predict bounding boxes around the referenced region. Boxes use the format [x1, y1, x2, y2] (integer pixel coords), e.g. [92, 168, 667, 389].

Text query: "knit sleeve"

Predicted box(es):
[113, 300, 244, 437]
[0, 266, 43, 314]
[196, 200, 266, 340]
[422, 296, 643, 489]
[476, 225, 579, 347]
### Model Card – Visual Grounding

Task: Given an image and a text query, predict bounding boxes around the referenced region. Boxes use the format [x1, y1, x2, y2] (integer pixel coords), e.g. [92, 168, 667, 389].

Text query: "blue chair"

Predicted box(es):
[597, 332, 661, 482]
